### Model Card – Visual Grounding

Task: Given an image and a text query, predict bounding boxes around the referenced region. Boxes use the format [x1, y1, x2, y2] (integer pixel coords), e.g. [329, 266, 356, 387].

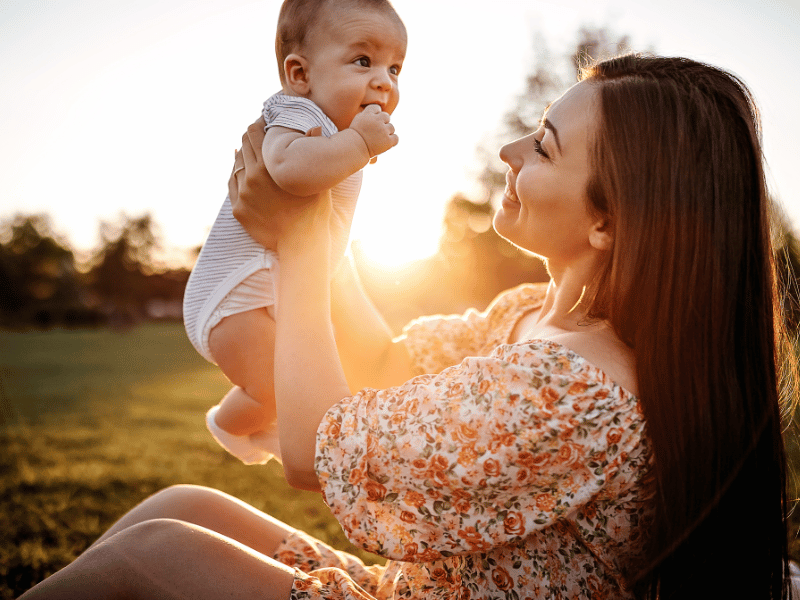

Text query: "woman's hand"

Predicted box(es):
[230, 118, 356, 264]
[229, 117, 328, 251]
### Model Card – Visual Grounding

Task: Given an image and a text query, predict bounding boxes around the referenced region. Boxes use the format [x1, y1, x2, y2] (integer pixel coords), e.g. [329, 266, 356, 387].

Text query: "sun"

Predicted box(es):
[346, 196, 443, 270]
[350, 230, 439, 271]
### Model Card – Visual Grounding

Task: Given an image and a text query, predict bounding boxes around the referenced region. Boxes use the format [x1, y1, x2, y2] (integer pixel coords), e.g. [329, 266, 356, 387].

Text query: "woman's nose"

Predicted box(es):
[499, 139, 521, 170]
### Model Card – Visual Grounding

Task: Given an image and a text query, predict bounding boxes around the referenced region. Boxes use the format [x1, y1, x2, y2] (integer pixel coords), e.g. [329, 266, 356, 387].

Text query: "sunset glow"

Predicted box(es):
[1, 0, 798, 271]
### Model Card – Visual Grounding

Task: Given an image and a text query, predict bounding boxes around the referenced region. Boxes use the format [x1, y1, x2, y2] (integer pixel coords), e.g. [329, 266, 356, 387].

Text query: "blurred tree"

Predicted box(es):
[0, 214, 88, 327]
[89, 215, 147, 320]
[86, 213, 182, 325]
[0, 212, 189, 328]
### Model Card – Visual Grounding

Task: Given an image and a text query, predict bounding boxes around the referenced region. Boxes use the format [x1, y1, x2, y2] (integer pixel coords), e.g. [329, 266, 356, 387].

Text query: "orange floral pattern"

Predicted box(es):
[284, 284, 653, 599]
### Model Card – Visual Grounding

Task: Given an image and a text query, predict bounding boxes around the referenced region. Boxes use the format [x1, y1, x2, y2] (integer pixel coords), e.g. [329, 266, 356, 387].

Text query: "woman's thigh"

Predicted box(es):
[22, 518, 295, 600]
[92, 484, 296, 557]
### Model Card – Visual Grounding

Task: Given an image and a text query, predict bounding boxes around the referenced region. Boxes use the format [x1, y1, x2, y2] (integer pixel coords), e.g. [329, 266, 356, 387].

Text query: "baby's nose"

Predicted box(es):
[373, 70, 393, 90]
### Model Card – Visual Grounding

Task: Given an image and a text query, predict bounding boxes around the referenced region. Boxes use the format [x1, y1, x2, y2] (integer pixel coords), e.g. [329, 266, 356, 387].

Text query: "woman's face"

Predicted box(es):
[493, 81, 604, 264]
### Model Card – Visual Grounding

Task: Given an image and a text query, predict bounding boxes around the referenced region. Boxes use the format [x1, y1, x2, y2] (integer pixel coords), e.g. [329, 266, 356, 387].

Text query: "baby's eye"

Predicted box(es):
[390, 64, 401, 76]
[355, 57, 370, 67]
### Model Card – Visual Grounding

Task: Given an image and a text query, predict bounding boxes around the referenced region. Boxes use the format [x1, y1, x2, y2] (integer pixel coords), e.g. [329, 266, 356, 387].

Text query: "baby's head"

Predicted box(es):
[275, 0, 407, 131]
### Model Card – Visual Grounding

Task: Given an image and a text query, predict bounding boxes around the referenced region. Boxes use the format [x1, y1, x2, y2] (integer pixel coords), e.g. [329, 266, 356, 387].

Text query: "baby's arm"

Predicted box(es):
[262, 105, 397, 196]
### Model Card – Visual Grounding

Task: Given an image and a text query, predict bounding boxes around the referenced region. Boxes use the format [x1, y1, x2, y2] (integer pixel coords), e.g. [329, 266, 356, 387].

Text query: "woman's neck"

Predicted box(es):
[536, 256, 597, 331]
[512, 272, 638, 396]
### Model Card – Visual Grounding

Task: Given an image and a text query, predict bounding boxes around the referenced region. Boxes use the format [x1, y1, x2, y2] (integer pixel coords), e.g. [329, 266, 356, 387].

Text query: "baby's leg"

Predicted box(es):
[214, 387, 270, 434]
[208, 307, 276, 436]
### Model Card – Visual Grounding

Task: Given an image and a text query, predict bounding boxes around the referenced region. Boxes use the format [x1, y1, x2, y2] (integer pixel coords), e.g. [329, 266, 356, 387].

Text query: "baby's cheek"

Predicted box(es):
[388, 93, 400, 114]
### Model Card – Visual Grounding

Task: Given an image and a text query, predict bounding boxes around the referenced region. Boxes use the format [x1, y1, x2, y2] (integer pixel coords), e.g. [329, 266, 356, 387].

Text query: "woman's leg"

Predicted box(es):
[91, 484, 295, 557]
[20, 518, 295, 600]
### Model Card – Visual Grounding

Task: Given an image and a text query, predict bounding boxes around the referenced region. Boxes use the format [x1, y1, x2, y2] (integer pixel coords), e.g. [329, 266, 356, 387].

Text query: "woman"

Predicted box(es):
[20, 54, 794, 599]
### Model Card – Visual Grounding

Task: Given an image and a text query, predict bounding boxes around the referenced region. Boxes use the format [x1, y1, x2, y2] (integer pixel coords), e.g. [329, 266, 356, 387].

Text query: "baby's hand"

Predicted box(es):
[350, 104, 398, 160]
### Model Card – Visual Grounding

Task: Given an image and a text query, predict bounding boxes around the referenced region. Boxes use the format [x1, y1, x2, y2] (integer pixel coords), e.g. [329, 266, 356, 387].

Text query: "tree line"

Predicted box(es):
[2, 27, 798, 333]
[0, 213, 189, 329]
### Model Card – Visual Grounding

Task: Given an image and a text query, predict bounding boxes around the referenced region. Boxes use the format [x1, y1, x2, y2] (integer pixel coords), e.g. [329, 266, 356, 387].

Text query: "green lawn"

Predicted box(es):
[0, 323, 381, 599]
[2, 323, 799, 599]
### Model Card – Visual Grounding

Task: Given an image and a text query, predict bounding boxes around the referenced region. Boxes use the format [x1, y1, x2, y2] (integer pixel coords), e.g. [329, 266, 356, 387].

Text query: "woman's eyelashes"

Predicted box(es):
[533, 137, 549, 159]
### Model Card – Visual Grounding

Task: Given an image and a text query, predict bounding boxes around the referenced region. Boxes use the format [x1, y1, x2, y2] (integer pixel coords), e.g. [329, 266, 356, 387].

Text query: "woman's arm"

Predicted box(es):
[231, 121, 353, 491]
[230, 118, 415, 489]
[330, 257, 415, 392]
[270, 191, 350, 491]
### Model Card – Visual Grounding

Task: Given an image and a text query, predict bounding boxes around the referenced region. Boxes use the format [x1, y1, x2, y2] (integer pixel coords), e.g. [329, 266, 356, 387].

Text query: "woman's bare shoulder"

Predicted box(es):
[546, 328, 638, 397]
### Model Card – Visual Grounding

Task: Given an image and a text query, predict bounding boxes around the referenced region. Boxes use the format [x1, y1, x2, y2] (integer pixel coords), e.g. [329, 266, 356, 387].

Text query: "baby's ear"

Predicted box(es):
[284, 54, 310, 95]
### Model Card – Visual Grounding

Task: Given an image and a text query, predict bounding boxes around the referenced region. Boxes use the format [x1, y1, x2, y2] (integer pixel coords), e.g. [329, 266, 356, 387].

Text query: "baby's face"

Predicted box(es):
[302, 7, 406, 131]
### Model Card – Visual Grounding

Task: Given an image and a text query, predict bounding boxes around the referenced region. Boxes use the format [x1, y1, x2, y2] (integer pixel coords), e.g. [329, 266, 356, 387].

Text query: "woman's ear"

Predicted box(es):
[589, 218, 613, 251]
[284, 54, 310, 95]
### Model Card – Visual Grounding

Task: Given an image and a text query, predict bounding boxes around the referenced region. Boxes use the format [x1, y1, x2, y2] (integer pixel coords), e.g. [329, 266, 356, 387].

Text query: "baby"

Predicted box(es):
[183, 0, 407, 464]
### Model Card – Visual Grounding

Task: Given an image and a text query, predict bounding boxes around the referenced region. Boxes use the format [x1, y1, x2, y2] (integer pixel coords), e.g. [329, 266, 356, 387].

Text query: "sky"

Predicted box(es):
[1, 0, 799, 268]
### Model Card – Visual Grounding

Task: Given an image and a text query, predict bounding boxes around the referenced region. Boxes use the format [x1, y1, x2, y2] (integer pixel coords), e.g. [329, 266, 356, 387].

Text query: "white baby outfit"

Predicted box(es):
[183, 93, 363, 364]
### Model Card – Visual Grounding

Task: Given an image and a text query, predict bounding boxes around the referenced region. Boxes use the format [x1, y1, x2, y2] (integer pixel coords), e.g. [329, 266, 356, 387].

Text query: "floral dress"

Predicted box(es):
[272, 283, 652, 600]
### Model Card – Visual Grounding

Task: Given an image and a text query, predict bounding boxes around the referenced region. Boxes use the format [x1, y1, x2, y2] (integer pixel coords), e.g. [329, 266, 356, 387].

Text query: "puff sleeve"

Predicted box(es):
[315, 340, 646, 562]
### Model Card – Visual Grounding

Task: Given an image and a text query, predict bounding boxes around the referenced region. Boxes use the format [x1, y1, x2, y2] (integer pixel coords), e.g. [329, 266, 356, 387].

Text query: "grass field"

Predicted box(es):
[0, 323, 382, 599]
[2, 323, 800, 599]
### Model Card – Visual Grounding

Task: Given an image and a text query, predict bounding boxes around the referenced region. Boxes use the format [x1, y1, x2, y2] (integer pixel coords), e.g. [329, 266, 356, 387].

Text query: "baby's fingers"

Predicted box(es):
[361, 103, 384, 115]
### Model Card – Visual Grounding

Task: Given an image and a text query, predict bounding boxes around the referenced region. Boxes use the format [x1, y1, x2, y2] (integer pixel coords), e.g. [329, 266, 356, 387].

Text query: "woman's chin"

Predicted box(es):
[493, 205, 515, 227]
[491, 213, 514, 245]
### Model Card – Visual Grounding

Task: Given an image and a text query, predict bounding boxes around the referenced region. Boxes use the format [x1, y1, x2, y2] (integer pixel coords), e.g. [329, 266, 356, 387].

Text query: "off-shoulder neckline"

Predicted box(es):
[500, 284, 637, 399]
[503, 334, 639, 401]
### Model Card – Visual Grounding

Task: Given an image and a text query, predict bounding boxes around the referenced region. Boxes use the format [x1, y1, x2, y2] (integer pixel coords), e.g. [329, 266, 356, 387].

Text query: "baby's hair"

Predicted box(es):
[275, 0, 405, 86]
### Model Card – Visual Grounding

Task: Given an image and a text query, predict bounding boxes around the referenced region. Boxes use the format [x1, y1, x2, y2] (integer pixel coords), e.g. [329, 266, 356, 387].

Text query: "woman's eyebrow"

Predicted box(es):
[543, 118, 562, 155]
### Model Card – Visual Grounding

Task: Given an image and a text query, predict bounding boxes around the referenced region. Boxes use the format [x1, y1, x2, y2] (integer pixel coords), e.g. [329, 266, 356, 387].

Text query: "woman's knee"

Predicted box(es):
[137, 484, 293, 556]
[147, 484, 229, 522]
[90, 519, 235, 598]
[112, 517, 185, 549]
[101, 518, 220, 574]
[108, 518, 296, 600]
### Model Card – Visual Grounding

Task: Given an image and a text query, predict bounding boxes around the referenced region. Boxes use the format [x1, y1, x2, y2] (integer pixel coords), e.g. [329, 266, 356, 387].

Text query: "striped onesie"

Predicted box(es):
[183, 92, 363, 364]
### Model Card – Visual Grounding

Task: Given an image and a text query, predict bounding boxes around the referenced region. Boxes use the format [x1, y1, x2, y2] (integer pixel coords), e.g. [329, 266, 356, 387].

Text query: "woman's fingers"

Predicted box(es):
[228, 149, 243, 202]
[240, 117, 264, 170]
[229, 116, 267, 204]
[231, 149, 244, 175]
[228, 115, 335, 251]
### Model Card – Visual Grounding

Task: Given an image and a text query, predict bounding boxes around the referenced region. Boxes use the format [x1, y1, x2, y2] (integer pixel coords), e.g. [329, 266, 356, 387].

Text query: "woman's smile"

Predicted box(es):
[502, 175, 519, 208]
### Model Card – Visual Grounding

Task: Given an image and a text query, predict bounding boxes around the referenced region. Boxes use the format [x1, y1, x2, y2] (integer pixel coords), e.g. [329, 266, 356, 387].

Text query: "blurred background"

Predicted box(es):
[2, 0, 799, 597]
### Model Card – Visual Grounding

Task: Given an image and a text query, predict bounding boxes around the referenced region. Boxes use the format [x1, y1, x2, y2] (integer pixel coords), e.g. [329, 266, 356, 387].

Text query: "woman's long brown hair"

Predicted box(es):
[582, 55, 792, 598]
